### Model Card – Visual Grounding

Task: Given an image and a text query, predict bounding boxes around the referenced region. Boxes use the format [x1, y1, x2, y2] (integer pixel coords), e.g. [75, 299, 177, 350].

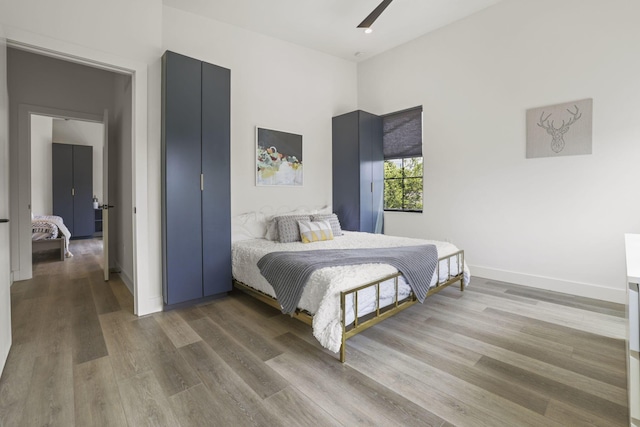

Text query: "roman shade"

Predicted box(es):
[382, 106, 423, 159]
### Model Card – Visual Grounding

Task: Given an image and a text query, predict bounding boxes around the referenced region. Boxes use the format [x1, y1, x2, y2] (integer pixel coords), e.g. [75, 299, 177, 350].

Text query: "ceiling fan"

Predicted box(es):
[357, 0, 394, 30]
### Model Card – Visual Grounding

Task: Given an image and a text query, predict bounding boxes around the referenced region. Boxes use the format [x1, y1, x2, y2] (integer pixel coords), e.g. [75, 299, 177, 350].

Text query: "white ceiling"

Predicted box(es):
[163, 0, 504, 62]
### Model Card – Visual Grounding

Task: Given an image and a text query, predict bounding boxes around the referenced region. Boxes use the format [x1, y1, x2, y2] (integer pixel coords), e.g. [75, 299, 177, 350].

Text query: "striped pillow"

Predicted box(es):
[310, 213, 343, 236]
[298, 220, 334, 243]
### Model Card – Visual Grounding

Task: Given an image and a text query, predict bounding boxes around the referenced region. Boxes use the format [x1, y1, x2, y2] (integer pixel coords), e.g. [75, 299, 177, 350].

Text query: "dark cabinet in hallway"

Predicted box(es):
[52, 143, 94, 238]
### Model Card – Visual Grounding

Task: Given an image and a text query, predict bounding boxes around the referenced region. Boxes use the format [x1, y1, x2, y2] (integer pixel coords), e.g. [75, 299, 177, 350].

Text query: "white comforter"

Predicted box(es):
[232, 231, 471, 353]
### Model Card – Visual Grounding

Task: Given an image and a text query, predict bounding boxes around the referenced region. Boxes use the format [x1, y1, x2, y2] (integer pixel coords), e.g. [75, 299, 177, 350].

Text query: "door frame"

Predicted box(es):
[5, 29, 152, 316]
[0, 22, 12, 377]
[102, 109, 110, 282]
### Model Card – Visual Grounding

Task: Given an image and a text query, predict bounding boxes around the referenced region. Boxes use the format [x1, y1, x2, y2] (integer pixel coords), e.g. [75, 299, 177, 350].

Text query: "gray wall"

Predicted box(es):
[112, 74, 134, 290]
[7, 47, 133, 282]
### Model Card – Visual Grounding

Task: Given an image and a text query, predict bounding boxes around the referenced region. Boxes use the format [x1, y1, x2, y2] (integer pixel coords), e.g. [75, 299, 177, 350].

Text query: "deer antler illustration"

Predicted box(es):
[537, 105, 582, 153]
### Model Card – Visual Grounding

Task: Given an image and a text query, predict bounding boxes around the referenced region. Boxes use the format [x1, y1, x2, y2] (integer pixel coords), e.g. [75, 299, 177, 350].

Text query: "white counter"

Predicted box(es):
[624, 233, 640, 426]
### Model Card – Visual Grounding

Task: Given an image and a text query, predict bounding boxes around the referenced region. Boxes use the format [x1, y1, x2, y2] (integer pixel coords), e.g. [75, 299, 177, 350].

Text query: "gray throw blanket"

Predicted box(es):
[257, 245, 438, 314]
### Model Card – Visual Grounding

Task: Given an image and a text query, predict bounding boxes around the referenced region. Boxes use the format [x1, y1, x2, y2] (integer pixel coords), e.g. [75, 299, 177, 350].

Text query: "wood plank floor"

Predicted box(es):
[0, 239, 628, 426]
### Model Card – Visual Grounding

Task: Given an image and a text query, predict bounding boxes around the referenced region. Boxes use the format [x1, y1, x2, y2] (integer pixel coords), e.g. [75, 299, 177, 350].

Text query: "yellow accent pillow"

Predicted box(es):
[298, 220, 334, 243]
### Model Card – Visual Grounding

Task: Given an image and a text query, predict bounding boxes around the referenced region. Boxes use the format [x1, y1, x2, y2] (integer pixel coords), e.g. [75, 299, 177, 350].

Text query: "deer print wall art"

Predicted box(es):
[526, 98, 592, 158]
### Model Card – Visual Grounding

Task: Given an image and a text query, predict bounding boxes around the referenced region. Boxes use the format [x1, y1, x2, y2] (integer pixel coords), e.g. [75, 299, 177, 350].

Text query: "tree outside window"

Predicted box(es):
[384, 157, 423, 212]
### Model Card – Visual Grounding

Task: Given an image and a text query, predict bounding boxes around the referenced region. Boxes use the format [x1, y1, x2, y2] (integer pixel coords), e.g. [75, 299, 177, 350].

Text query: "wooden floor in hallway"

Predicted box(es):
[0, 238, 629, 426]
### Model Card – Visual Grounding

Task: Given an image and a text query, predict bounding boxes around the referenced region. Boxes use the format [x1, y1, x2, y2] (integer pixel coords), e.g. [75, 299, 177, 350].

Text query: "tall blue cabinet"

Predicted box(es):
[161, 51, 231, 306]
[52, 143, 94, 238]
[332, 110, 384, 233]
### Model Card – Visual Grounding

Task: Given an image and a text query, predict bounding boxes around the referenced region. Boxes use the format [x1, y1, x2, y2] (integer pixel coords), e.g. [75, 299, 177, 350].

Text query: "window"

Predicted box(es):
[383, 106, 423, 212]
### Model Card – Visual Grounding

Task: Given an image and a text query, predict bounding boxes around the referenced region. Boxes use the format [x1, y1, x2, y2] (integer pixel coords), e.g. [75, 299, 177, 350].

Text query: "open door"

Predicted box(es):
[0, 24, 13, 375]
[102, 109, 110, 281]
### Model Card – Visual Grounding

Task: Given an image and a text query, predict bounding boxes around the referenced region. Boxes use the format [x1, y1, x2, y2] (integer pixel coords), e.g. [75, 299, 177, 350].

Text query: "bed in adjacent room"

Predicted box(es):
[231, 209, 470, 362]
[32, 214, 73, 260]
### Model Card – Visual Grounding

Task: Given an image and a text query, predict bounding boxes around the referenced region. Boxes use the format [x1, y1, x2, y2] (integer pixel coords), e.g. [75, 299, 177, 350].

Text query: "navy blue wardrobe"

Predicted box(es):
[161, 51, 231, 306]
[52, 143, 95, 238]
[332, 110, 384, 234]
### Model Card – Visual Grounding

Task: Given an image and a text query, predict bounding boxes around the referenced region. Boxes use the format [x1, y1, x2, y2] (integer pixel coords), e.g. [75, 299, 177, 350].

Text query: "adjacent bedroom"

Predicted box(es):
[30, 115, 104, 264]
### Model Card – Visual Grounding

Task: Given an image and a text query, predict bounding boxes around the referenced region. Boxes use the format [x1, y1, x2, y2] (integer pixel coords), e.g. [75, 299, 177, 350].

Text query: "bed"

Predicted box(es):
[32, 215, 73, 260]
[231, 210, 470, 362]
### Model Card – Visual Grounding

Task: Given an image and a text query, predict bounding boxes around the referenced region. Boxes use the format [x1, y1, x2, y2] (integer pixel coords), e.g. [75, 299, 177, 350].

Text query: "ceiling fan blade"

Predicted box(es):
[357, 0, 394, 28]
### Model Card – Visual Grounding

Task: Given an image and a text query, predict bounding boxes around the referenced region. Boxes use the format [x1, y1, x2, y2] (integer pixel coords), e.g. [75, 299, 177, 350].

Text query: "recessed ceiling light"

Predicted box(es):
[364, 28, 373, 34]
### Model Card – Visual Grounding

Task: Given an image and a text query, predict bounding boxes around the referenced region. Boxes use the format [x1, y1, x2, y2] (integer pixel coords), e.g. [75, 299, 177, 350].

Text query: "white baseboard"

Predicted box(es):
[470, 265, 626, 304]
[11, 269, 31, 282]
[112, 259, 162, 316]
[113, 259, 134, 295]
[137, 295, 163, 316]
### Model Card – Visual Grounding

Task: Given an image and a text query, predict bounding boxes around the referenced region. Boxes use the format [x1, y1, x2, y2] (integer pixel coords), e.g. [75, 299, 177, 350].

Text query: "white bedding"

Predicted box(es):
[232, 231, 470, 353]
[33, 215, 73, 258]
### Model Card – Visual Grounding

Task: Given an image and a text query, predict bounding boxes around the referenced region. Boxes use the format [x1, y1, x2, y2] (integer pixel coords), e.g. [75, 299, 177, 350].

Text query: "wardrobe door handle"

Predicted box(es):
[0, 219, 8, 223]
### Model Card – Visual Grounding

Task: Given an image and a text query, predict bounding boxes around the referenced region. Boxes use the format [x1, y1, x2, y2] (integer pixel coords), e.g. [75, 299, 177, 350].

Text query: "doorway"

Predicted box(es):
[30, 115, 109, 276]
[7, 47, 134, 301]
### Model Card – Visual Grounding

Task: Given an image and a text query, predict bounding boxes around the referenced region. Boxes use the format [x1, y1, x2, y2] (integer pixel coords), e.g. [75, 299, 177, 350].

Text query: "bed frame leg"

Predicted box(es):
[340, 342, 346, 363]
[460, 278, 464, 292]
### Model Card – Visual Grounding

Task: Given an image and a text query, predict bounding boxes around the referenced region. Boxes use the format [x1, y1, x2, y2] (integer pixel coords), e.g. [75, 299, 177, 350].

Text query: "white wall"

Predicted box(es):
[163, 7, 358, 217]
[0, 0, 161, 64]
[358, 0, 640, 303]
[29, 114, 52, 215]
[52, 119, 104, 205]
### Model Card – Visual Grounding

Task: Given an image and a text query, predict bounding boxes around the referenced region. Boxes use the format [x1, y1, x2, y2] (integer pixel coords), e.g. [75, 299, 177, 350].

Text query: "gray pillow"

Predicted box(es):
[311, 213, 343, 236]
[276, 214, 311, 243]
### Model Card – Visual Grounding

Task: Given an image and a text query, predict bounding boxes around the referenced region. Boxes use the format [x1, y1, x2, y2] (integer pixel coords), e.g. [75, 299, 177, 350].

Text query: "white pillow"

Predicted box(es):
[264, 219, 278, 241]
[231, 211, 268, 242]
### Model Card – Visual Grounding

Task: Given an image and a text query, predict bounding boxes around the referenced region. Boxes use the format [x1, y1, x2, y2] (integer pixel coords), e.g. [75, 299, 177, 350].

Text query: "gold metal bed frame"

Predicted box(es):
[233, 249, 465, 363]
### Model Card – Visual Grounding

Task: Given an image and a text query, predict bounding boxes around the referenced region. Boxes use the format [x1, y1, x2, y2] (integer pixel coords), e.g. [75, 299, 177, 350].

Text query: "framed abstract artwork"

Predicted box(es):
[256, 127, 303, 186]
[526, 98, 593, 158]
